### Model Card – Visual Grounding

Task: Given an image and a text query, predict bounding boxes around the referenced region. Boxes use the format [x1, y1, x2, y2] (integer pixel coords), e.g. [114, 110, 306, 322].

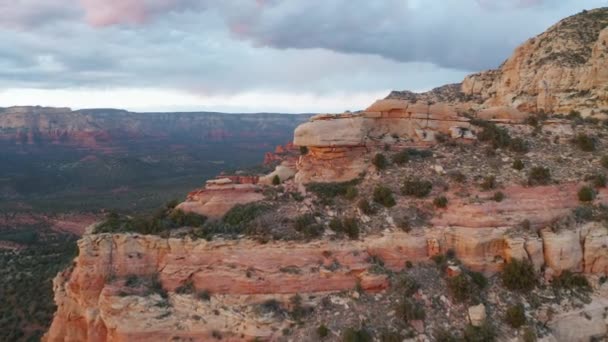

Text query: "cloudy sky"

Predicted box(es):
[0, 0, 605, 113]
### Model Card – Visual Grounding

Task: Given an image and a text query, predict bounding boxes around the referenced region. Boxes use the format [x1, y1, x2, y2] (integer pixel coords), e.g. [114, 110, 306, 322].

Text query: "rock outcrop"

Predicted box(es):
[294, 100, 479, 183]
[176, 176, 264, 219]
[462, 8, 608, 115]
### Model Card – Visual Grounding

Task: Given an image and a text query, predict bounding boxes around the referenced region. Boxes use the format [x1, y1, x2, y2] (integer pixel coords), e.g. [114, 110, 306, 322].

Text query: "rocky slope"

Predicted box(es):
[390, 8, 608, 116]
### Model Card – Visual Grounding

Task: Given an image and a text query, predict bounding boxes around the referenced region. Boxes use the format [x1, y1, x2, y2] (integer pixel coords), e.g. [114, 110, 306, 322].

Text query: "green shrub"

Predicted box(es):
[372, 153, 388, 170]
[480, 176, 496, 191]
[342, 327, 373, 342]
[552, 270, 591, 292]
[590, 174, 607, 188]
[373, 186, 396, 207]
[522, 327, 537, 342]
[294, 214, 324, 237]
[223, 203, 270, 226]
[317, 325, 329, 338]
[513, 159, 524, 170]
[504, 303, 526, 328]
[175, 279, 195, 294]
[528, 167, 551, 186]
[329, 218, 343, 231]
[396, 298, 426, 323]
[469, 271, 488, 289]
[402, 179, 433, 198]
[392, 150, 410, 165]
[357, 198, 375, 215]
[197, 290, 211, 301]
[447, 274, 473, 302]
[578, 186, 595, 202]
[471, 119, 511, 149]
[395, 275, 420, 297]
[345, 186, 359, 200]
[572, 133, 596, 152]
[272, 175, 281, 185]
[300, 146, 309, 155]
[342, 218, 360, 239]
[434, 328, 461, 342]
[510, 137, 529, 153]
[306, 180, 360, 201]
[449, 171, 466, 183]
[502, 259, 537, 292]
[492, 191, 505, 202]
[463, 323, 496, 342]
[433, 196, 448, 208]
[601, 155, 608, 169]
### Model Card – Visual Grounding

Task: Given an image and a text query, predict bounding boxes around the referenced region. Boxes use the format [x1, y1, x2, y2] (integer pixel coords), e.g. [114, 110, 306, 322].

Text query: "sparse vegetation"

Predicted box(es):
[471, 119, 512, 149]
[317, 325, 329, 338]
[463, 322, 497, 342]
[572, 133, 596, 152]
[513, 159, 524, 170]
[342, 327, 373, 342]
[306, 180, 361, 203]
[578, 186, 595, 202]
[433, 196, 448, 208]
[504, 303, 526, 328]
[552, 270, 591, 292]
[528, 167, 551, 186]
[396, 298, 426, 323]
[480, 176, 496, 191]
[492, 191, 505, 202]
[402, 179, 433, 198]
[502, 259, 537, 292]
[373, 186, 396, 207]
[300, 146, 309, 155]
[601, 155, 608, 168]
[330, 217, 360, 239]
[294, 214, 324, 238]
[272, 175, 281, 185]
[357, 198, 375, 215]
[372, 153, 388, 170]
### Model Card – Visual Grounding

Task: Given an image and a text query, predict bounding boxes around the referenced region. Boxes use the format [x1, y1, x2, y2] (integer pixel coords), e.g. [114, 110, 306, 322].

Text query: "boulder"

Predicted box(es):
[468, 304, 486, 327]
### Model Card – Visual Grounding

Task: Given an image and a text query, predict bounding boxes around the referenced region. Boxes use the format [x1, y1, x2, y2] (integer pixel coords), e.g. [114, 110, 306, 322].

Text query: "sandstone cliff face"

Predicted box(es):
[461, 8, 608, 115]
[293, 100, 479, 184]
[46, 182, 608, 341]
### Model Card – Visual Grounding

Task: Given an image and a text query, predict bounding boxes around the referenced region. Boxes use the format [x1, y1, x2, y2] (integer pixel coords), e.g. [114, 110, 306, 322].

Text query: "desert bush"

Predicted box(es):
[578, 186, 595, 202]
[345, 186, 359, 200]
[471, 119, 512, 149]
[223, 203, 270, 226]
[175, 279, 195, 294]
[197, 290, 211, 301]
[342, 327, 373, 342]
[480, 176, 496, 191]
[502, 259, 537, 292]
[504, 303, 526, 328]
[299, 146, 309, 155]
[552, 270, 591, 292]
[492, 191, 505, 202]
[317, 325, 329, 338]
[373, 153, 388, 170]
[510, 137, 529, 153]
[272, 175, 281, 185]
[392, 150, 410, 165]
[294, 214, 324, 238]
[522, 327, 537, 342]
[306, 180, 360, 201]
[433, 196, 448, 208]
[373, 186, 396, 207]
[572, 133, 596, 152]
[590, 174, 607, 188]
[402, 179, 433, 198]
[463, 323, 497, 342]
[396, 298, 426, 323]
[469, 271, 488, 289]
[330, 217, 360, 239]
[357, 198, 375, 215]
[601, 155, 608, 168]
[447, 274, 474, 302]
[449, 171, 466, 183]
[528, 167, 551, 186]
[513, 159, 524, 170]
[434, 328, 461, 342]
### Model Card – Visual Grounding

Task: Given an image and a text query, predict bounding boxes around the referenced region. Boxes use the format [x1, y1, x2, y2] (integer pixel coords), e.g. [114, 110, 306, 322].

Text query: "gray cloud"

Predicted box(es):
[0, 0, 605, 111]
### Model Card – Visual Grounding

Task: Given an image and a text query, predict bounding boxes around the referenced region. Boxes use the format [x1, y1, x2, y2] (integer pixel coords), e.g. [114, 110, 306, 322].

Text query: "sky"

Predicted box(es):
[0, 0, 605, 113]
